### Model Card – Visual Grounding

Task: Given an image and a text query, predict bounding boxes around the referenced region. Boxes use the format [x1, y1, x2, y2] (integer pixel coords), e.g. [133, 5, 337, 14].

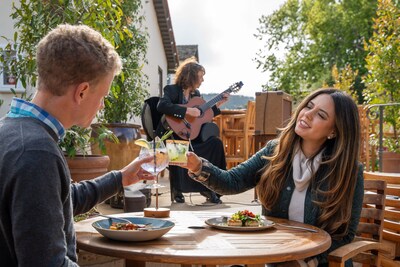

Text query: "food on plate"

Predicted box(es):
[109, 222, 144, 230]
[227, 210, 262, 227]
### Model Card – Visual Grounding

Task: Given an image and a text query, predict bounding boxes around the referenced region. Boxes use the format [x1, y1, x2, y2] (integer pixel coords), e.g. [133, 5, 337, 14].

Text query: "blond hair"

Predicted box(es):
[36, 24, 122, 95]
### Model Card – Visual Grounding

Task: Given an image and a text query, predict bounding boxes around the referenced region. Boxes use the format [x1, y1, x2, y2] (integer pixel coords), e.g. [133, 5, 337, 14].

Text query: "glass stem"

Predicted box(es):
[155, 173, 159, 210]
[153, 139, 156, 174]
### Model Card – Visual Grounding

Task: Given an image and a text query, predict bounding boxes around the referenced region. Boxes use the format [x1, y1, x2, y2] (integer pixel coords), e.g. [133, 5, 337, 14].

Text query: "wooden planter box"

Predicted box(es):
[382, 151, 400, 173]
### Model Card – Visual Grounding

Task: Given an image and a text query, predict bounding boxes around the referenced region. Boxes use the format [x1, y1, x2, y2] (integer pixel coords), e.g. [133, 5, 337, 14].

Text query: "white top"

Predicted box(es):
[289, 147, 323, 222]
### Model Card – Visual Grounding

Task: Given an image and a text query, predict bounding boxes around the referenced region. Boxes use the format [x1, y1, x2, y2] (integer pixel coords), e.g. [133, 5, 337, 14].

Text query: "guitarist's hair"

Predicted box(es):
[174, 56, 205, 90]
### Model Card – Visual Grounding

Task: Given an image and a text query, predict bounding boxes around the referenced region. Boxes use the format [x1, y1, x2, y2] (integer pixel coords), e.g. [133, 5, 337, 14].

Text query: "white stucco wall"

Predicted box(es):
[0, 0, 170, 124]
[142, 0, 169, 97]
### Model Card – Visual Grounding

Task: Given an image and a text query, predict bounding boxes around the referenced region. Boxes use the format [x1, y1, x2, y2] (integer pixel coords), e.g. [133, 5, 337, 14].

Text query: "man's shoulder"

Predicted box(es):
[0, 117, 61, 156]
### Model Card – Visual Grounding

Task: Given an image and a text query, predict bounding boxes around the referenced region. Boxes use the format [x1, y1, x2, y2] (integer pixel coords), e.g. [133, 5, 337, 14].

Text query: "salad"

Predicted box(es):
[228, 210, 262, 227]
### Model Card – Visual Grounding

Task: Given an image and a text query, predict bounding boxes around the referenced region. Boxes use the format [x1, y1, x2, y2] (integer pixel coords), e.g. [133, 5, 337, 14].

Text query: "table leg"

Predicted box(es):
[125, 259, 145, 267]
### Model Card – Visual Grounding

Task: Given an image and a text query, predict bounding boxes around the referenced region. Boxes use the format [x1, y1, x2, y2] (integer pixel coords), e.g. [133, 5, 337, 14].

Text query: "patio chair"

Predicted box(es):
[223, 100, 255, 169]
[141, 96, 163, 141]
[328, 179, 389, 267]
[364, 171, 400, 266]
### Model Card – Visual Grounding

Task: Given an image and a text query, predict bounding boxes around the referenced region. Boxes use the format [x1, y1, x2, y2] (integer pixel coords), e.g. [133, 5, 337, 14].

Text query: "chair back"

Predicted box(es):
[354, 179, 387, 266]
[244, 100, 256, 158]
[364, 171, 400, 266]
[141, 97, 163, 140]
[222, 101, 256, 169]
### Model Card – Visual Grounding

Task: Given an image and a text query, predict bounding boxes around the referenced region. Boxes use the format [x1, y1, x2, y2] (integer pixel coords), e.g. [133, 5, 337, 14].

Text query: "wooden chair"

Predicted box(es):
[364, 171, 400, 266]
[223, 101, 255, 169]
[328, 179, 388, 267]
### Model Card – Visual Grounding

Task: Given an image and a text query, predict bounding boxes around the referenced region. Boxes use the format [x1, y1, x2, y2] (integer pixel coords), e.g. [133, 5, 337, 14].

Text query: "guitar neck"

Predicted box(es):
[200, 88, 231, 112]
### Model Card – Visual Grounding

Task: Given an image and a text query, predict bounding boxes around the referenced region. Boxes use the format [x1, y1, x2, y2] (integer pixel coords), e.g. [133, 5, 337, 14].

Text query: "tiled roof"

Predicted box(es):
[153, 0, 179, 73]
[177, 45, 199, 63]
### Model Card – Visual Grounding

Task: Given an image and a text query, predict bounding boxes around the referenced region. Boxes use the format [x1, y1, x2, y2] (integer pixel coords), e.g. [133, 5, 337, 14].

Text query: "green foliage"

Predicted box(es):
[0, 0, 149, 155]
[364, 0, 400, 152]
[0, 0, 149, 122]
[100, 0, 150, 123]
[59, 125, 119, 158]
[331, 64, 359, 103]
[255, 0, 378, 102]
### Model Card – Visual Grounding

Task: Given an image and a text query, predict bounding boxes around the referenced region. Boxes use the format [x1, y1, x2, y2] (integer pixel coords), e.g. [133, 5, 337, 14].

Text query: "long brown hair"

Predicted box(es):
[257, 88, 360, 238]
[174, 56, 205, 90]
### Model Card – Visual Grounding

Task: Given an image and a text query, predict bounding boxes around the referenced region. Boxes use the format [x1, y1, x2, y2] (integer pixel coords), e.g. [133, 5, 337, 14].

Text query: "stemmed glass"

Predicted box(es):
[139, 138, 169, 189]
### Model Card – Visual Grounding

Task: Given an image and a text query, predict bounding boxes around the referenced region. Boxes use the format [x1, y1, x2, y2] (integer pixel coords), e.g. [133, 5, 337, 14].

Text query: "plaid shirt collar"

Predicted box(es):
[7, 97, 65, 140]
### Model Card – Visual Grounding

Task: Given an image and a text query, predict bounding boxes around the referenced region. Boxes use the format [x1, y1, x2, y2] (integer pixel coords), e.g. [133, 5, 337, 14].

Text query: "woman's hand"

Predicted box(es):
[186, 107, 201, 117]
[184, 151, 202, 173]
[120, 155, 156, 187]
[216, 93, 230, 108]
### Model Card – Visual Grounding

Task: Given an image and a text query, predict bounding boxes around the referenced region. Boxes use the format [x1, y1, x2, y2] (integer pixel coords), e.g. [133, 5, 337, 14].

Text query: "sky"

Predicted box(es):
[168, 0, 287, 97]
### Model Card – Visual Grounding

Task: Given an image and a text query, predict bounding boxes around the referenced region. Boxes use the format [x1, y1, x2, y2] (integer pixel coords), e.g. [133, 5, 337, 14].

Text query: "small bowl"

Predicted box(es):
[92, 216, 174, 241]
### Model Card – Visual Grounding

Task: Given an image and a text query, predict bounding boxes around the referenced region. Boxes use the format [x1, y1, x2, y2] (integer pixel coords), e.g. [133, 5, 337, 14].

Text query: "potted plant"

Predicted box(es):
[363, 0, 400, 172]
[59, 125, 118, 183]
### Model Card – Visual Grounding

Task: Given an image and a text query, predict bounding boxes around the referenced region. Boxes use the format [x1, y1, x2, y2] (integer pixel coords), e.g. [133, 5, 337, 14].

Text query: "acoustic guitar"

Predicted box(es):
[165, 81, 243, 140]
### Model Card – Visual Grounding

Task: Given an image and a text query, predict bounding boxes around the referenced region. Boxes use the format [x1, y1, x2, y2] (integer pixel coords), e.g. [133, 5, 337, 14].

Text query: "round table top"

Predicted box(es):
[75, 210, 331, 266]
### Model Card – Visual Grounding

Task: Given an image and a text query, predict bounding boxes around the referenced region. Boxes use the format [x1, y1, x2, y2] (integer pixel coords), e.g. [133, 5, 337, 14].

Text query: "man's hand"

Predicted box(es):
[120, 155, 156, 187]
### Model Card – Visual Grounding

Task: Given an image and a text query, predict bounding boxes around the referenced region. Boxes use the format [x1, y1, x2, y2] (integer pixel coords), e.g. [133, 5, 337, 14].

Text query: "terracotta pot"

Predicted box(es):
[382, 151, 400, 173]
[66, 155, 110, 183]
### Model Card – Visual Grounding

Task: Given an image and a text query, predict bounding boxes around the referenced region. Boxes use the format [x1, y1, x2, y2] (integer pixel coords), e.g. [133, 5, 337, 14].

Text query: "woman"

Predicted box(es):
[184, 88, 363, 266]
[157, 57, 229, 204]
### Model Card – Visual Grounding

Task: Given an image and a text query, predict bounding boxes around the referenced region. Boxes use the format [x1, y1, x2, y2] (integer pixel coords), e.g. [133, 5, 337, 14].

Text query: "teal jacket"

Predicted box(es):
[192, 140, 364, 266]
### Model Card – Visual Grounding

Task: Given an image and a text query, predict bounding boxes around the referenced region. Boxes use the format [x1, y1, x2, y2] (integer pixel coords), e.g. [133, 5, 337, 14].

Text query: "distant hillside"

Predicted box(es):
[202, 94, 254, 109]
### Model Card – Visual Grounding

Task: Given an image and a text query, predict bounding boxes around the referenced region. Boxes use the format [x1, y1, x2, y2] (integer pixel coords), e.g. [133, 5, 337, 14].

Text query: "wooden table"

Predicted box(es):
[75, 211, 331, 267]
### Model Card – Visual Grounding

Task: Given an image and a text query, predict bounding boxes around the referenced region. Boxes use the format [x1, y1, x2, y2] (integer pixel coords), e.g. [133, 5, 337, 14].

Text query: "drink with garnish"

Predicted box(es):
[138, 138, 169, 189]
[166, 140, 189, 166]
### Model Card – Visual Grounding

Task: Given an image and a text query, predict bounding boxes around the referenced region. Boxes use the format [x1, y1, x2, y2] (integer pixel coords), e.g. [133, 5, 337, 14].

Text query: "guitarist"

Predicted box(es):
[156, 57, 229, 204]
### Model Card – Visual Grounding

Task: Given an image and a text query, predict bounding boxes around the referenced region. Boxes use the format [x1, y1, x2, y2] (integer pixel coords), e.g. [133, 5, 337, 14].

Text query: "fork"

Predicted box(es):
[220, 216, 317, 232]
[97, 214, 133, 224]
[273, 223, 318, 233]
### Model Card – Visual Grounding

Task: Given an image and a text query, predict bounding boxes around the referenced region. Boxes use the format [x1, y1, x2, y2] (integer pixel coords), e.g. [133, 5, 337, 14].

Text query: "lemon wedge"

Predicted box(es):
[134, 138, 151, 149]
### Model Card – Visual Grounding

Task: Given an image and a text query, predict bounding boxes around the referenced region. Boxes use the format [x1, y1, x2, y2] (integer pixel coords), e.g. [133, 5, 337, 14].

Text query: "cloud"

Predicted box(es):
[168, 0, 286, 97]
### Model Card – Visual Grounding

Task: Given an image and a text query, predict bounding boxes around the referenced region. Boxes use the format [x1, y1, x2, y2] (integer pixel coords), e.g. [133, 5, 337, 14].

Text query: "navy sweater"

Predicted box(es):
[0, 117, 122, 266]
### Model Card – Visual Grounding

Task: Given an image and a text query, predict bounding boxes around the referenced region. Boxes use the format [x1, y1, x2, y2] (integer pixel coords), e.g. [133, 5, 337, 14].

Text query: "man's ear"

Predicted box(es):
[73, 82, 90, 104]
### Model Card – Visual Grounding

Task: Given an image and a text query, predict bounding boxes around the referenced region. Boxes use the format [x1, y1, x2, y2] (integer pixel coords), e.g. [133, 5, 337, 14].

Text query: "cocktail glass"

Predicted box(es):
[139, 139, 169, 189]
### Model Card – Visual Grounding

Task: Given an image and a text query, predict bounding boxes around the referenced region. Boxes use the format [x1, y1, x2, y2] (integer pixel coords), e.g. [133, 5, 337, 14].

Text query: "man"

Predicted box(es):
[0, 24, 153, 266]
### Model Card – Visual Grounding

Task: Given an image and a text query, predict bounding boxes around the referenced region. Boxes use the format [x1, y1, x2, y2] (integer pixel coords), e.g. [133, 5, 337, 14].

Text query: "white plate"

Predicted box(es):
[205, 217, 275, 232]
[92, 217, 174, 241]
